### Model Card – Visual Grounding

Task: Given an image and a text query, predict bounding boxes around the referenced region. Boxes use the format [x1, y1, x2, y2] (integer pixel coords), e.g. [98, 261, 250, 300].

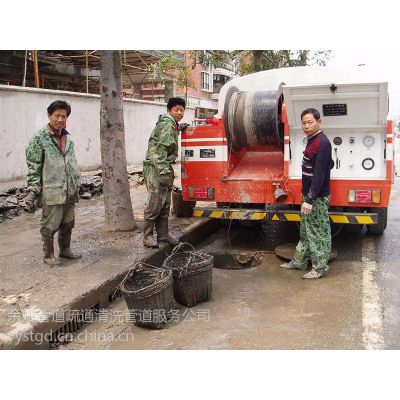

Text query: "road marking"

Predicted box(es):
[361, 235, 384, 350]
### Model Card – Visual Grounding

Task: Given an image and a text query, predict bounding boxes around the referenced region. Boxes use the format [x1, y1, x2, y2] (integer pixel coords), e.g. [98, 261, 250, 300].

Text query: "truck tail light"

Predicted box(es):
[372, 189, 381, 203]
[188, 186, 215, 200]
[348, 189, 381, 204]
[348, 189, 355, 202]
[355, 190, 372, 203]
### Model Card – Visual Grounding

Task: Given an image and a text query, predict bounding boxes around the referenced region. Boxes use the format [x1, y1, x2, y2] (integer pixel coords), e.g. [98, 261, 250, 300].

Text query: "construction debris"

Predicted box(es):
[0, 164, 144, 222]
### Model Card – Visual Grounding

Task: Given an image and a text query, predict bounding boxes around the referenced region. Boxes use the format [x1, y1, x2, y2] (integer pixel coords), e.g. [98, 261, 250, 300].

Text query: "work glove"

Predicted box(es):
[179, 123, 190, 132]
[159, 174, 172, 188]
[22, 190, 38, 213]
[301, 202, 313, 216]
[167, 154, 177, 164]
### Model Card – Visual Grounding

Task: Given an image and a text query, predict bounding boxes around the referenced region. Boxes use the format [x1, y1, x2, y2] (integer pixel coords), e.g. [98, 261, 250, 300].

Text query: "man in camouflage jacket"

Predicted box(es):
[24, 100, 81, 266]
[143, 97, 189, 247]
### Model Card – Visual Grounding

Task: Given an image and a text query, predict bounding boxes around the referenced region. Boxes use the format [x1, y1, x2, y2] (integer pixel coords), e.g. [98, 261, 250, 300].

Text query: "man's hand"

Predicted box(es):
[159, 174, 171, 188]
[179, 123, 190, 132]
[301, 202, 313, 215]
[22, 191, 38, 213]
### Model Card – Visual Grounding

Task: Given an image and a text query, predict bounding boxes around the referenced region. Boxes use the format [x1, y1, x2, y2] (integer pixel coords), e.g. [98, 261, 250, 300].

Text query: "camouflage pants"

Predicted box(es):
[143, 164, 174, 221]
[292, 196, 331, 274]
[40, 203, 75, 237]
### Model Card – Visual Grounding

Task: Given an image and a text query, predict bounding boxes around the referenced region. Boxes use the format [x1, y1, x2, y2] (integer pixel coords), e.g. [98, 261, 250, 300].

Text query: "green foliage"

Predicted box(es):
[237, 50, 332, 75]
[148, 55, 194, 91]
[188, 50, 231, 69]
[185, 50, 331, 76]
[148, 50, 332, 90]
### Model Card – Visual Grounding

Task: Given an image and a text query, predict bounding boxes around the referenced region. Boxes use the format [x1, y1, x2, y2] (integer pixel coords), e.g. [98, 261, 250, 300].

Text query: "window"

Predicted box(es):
[213, 74, 229, 93]
[201, 72, 210, 91]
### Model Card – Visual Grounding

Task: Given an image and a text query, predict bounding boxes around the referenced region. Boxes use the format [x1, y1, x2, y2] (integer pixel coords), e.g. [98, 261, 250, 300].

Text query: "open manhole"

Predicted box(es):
[212, 251, 262, 269]
[274, 243, 337, 262]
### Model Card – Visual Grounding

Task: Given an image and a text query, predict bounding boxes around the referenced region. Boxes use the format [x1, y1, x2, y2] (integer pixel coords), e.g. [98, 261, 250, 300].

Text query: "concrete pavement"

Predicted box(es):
[0, 171, 217, 349]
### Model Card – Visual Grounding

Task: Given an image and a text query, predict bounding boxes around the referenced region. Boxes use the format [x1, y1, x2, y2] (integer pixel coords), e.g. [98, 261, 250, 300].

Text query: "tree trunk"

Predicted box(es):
[253, 50, 263, 72]
[100, 51, 136, 231]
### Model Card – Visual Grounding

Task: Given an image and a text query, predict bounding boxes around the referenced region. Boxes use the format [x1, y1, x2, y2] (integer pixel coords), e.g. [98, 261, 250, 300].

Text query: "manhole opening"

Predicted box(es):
[212, 251, 263, 269]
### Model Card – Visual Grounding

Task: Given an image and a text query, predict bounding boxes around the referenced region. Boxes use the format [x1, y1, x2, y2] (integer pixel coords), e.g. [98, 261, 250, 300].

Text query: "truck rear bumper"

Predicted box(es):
[193, 207, 378, 224]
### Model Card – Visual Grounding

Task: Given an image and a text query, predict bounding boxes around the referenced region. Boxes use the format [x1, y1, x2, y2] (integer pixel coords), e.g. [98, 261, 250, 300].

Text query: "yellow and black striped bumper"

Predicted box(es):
[193, 208, 267, 220]
[193, 208, 378, 224]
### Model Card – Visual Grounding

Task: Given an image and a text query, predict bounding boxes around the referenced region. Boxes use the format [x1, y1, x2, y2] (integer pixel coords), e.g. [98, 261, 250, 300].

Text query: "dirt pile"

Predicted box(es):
[0, 165, 145, 222]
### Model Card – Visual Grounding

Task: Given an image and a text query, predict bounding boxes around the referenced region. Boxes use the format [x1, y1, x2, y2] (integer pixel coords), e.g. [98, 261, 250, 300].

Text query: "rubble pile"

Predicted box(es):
[127, 165, 145, 187]
[0, 165, 144, 222]
[0, 187, 25, 222]
[79, 171, 103, 199]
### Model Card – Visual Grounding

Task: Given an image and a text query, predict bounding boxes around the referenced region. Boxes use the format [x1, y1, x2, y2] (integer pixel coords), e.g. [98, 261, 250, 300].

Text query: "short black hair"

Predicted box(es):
[47, 100, 71, 116]
[167, 97, 186, 110]
[301, 108, 320, 121]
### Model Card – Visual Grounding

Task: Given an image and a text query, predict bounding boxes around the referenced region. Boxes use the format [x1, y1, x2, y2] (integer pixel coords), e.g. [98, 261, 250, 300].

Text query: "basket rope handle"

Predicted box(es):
[118, 262, 164, 291]
[178, 250, 194, 278]
[164, 243, 195, 278]
[118, 267, 136, 293]
[171, 242, 196, 255]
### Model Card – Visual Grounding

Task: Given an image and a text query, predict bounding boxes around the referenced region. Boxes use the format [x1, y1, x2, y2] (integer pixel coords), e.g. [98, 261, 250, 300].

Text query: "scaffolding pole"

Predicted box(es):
[33, 50, 39, 88]
[85, 50, 89, 93]
[22, 50, 28, 87]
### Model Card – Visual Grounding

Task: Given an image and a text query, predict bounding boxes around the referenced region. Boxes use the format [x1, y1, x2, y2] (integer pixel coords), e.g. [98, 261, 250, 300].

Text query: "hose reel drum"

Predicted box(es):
[224, 84, 285, 153]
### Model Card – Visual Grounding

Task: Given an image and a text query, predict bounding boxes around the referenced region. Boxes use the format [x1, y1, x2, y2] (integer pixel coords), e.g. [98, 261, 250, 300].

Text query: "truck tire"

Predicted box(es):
[172, 188, 195, 218]
[367, 207, 388, 235]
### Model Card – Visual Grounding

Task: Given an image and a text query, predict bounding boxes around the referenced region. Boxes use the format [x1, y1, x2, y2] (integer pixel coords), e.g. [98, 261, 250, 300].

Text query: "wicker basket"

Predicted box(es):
[162, 243, 213, 307]
[119, 263, 175, 329]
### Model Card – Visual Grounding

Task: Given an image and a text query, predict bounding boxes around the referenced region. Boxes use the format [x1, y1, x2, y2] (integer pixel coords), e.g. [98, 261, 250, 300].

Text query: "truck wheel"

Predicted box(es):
[367, 207, 388, 235]
[172, 188, 195, 218]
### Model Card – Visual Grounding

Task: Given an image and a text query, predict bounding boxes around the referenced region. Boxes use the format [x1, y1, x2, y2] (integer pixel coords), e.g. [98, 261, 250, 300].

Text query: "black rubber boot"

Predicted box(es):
[143, 219, 159, 248]
[42, 234, 61, 267]
[156, 217, 179, 246]
[58, 227, 82, 259]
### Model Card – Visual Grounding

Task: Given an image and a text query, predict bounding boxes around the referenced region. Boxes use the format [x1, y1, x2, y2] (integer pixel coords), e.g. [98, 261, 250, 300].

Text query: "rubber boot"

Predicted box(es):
[42, 234, 61, 267]
[143, 219, 159, 248]
[58, 228, 82, 259]
[156, 217, 179, 246]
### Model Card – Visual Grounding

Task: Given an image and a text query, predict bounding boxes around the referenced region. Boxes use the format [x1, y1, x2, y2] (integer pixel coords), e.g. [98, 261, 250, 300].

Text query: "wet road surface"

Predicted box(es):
[63, 178, 400, 350]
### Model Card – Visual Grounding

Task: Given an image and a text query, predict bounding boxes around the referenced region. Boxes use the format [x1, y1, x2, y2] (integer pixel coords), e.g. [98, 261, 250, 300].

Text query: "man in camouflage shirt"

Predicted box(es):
[143, 97, 189, 247]
[24, 100, 81, 266]
[281, 108, 333, 279]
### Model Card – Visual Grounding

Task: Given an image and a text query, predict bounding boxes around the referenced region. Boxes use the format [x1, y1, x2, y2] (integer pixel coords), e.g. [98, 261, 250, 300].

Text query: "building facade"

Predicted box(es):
[140, 51, 237, 119]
